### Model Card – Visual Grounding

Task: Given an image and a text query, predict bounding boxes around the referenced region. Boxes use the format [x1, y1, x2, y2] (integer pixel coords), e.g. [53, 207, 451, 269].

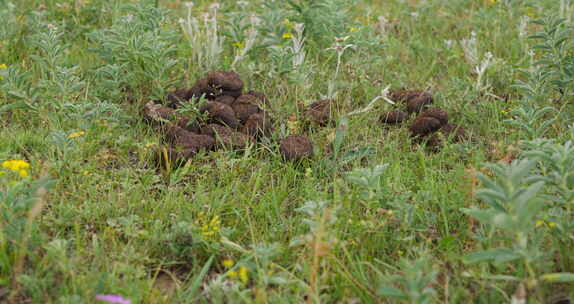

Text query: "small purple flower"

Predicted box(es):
[95, 294, 131, 304]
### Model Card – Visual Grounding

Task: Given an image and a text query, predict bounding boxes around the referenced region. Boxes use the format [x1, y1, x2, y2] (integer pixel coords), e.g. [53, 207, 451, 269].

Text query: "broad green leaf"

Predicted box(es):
[511, 159, 537, 185]
[462, 208, 496, 226]
[483, 274, 521, 281]
[341, 147, 376, 163]
[555, 36, 570, 48]
[221, 237, 247, 253]
[475, 189, 508, 212]
[378, 285, 407, 299]
[333, 116, 349, 158]
[0, 102, 33, 114]
[528, 33, 548, 39]
[268, 276, 289, 285]
[540, 273, 574, 282]
[514, 181, 545, 208]
[184, 255, 214, 297]
[532, 45, 552, 50]
[476, 172, 505, 194]
[491, 213, 518, 231]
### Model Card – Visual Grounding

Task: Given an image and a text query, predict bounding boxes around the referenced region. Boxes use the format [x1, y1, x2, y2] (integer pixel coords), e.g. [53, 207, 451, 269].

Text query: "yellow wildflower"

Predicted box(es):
[238, 266, 249, 284]
[305, 167, 312, 177]
[349, 26, 359, 32]
[2, 160, 30, 179]
[233, 41, 245, 49]
[68, 131, 85, 139]
[287, 116, 299, 133]
[524, 7, 537, 18]
[282, 32, 292, 39]
[18, 169, 29, 178]
[2, 160, 30, 171]
[210, 215, 220, 226]
[0, 64, 6, 80]
[281, 19, 293, 28]
[223, 259, 234, 268]
[199, 214, 221, 240]
[536, 220, 557, 228]
[97, 120, 109, 128]
[228, 270, 238, 279]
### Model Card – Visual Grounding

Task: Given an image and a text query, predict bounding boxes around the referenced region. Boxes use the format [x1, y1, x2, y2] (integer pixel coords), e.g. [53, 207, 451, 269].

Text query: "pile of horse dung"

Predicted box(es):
[381, 90, 467, 148]
[143, 70, 313, 163]
[142, 71, 468, 164]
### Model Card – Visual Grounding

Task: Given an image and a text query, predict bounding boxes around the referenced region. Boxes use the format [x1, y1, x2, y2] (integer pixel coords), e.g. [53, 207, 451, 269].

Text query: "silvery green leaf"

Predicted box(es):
[377, 286, 407, 299]
[475, 189, 508, 212]
[514, 181, 545, 208]
[461, 208, 497, 226]
[483, 274, 520, 281]
[463, 248, 521, 265]
[289, 236, 306, 247]
[333, 116, 349, 158]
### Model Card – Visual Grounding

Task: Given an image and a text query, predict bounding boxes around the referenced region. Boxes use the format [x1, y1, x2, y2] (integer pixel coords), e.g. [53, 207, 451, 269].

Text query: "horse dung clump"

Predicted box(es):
[242, 113, 273, 138]
[280, 135, 314, 161]
[426, 123, 468, 148]
[419, 107, 448, 125]
[142, 70, 310, 164]
[166, 125, 216, 154]
[389, 89, 433, 114]
[304, 99, 335, 126]
[410, 116, 444, 137]
[439, 123, 467, 142]
[381, 89, 469, 149]
[207, 70, 244, 97]
[200, 124, 252, 149]
[143, 101, 177, 126]
[232, 99, 262, 123]
[409, 107, 467, 148]
[381, 110, 408, 124]
[200, 101, 240, 129]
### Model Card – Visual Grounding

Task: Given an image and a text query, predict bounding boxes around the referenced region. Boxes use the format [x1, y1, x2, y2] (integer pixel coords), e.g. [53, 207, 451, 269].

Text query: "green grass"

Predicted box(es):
[1, 0, 574, 303]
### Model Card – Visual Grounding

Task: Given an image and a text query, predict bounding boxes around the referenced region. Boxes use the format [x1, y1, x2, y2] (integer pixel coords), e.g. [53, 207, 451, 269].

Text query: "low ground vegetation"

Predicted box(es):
[1, 0, 574, 303]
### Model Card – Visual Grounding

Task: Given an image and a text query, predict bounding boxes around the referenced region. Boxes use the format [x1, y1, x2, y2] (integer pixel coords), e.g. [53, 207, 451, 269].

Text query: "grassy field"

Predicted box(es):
[1, 0, 574, 303]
